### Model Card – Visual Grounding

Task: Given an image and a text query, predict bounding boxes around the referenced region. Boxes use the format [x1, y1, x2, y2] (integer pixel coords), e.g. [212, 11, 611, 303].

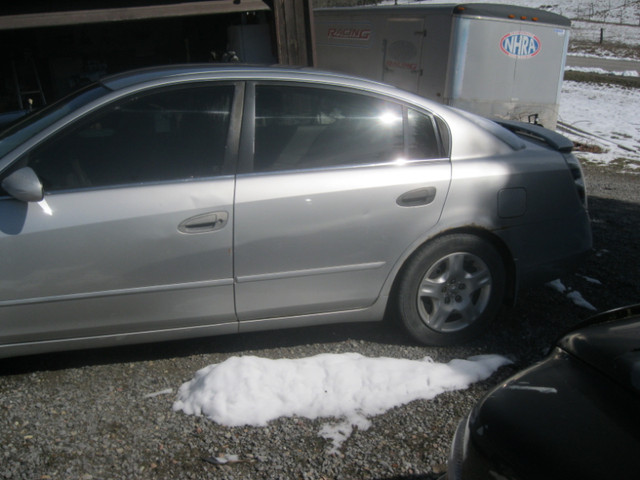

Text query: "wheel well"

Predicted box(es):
[386, 228, 517, 318]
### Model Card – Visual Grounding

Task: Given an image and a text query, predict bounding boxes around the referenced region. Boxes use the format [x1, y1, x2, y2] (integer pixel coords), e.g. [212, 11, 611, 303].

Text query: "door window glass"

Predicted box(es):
[407, 108, 444, 159]
[254, 85, 404, 172]
[21, 84, 234, 192]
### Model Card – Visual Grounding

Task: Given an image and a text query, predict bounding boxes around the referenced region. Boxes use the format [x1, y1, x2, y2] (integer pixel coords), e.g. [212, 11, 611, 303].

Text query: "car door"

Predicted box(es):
[233, 82, 451, 321]
[0, 82, 241, 345]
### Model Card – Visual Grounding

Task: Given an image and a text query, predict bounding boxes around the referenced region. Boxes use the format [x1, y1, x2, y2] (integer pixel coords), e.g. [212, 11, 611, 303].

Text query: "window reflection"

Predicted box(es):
[378, 111, 402, 125]
[253, 85, 443, 173]
[254, 86, 404, 172]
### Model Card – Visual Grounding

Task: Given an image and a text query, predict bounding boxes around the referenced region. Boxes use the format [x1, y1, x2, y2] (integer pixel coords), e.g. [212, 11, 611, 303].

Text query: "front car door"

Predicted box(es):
[234, 82, 451, 322]
[0, 82, 240, 348]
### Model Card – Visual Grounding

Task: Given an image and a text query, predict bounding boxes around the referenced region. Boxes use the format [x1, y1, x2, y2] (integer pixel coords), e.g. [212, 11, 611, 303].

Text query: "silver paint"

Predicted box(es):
[0, 65, 591, 357]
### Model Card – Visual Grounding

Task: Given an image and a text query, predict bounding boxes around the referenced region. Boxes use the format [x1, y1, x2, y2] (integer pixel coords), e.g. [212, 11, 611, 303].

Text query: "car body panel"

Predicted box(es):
[0, 65, 592, 358]
[0, 180, 236, 344]
[559, 309, 640, 394]
[474, 351, 640, 479]
[234, 161, 451, 320]
[440, 145, 591, 286]
[445, 306, 640, 480]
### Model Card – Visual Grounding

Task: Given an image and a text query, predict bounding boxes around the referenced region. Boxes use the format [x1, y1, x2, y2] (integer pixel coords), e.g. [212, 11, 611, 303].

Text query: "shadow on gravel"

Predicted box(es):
[583, 195, 640, 311]
[0, 319, 415, 375]
[2, 192, 637, 377]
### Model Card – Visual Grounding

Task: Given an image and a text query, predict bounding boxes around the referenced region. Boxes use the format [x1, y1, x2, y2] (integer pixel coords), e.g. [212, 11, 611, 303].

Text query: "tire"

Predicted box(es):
[397, 234, 506, 346]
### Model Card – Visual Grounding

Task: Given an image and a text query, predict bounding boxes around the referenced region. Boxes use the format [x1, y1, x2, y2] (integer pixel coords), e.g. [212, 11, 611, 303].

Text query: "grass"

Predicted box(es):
[564, 70, 640, 88]
[565, 41, 639, 87]
[568, 40, 640, 61]
[609, 158, 640, 170]
[565, 40, 640, 88]
[573, 142, 606, 154]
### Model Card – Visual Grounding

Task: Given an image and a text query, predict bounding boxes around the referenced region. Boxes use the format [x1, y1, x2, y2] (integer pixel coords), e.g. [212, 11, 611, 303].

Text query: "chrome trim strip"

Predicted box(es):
[236, 261, 386, 283]
[0, 278, 234, 307]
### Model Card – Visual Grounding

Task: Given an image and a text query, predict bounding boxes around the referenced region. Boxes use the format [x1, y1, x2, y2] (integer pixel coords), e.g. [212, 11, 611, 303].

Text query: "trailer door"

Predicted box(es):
[382, 18, 425, 93]
[447, 14, 569, 128]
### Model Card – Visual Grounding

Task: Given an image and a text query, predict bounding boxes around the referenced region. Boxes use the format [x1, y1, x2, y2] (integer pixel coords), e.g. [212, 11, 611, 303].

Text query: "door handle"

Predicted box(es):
[178, 211, 228, 234]
[396, 187, 437, 207]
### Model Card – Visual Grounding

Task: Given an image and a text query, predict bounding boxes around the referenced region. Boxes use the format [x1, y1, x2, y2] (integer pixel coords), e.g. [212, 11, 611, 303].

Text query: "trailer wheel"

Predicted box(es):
[397, 234, 505, 346]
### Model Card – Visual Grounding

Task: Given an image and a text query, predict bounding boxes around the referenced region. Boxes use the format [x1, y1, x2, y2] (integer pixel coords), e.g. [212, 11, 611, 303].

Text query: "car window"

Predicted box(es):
[407, 108, 444, 160]
[0, 83, 109, 160]
[253, 85, 408, 172]
[18, 84, 234, 192]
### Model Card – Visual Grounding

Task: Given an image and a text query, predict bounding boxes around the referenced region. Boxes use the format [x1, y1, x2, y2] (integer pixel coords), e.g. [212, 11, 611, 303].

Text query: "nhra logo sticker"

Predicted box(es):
[500, 32, 541, 58]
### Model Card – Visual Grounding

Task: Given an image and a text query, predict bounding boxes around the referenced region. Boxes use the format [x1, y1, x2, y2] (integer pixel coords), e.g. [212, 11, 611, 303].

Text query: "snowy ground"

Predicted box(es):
[559, 80, 640, 170]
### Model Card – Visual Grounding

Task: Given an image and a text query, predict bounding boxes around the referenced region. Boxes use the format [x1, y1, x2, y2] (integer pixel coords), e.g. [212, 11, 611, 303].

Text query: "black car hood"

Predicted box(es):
[558, 305, 640, 395]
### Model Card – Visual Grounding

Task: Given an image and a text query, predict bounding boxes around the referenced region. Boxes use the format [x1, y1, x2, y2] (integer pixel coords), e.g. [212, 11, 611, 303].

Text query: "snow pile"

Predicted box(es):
[173, 353, 510, 451]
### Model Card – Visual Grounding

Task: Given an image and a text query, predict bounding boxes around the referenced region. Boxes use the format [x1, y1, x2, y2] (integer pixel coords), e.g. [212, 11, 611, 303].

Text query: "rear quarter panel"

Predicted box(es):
[439, 138, 590, 286]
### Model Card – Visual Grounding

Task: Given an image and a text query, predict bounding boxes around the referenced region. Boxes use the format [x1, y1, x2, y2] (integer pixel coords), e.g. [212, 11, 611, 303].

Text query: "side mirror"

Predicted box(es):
[1, 167, 44, 202]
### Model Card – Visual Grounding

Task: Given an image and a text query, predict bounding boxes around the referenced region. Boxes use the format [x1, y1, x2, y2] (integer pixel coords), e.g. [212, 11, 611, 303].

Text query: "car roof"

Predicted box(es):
[98, 63, 471, 129]
[99, 63, 399, 95]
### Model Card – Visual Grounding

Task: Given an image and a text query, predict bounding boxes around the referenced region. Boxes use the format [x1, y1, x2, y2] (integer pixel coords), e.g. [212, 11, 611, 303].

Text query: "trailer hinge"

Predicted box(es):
[415, 29, 427, 37]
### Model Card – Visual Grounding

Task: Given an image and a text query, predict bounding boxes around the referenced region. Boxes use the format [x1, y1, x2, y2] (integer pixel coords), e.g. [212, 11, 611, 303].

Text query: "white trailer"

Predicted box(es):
[314, 3, 570, 128]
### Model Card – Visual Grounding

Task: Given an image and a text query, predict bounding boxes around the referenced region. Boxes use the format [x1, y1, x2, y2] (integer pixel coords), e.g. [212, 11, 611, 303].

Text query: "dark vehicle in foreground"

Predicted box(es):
[445, 305, 640, 480]
[0, 65, 590, 358]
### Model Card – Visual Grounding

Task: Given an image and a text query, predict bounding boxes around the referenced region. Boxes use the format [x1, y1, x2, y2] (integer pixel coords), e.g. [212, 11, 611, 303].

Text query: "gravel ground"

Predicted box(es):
[1, 163, 639, 480]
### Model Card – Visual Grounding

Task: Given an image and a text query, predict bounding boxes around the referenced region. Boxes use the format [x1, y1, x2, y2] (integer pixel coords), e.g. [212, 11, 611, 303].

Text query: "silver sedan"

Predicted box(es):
[0, 65, 591, 358]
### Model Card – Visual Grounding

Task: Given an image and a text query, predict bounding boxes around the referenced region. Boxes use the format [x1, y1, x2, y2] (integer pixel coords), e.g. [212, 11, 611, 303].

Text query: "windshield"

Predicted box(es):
[0, 83, 110, 160]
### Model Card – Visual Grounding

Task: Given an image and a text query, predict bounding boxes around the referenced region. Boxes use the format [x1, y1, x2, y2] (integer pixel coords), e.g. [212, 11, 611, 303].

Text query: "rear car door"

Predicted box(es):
[234, 82, 452, 321]
[0, 83, 240, 346]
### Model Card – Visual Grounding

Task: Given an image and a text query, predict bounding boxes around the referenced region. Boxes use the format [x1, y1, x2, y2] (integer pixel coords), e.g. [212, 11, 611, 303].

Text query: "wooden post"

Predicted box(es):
[272, 0, 315, 66]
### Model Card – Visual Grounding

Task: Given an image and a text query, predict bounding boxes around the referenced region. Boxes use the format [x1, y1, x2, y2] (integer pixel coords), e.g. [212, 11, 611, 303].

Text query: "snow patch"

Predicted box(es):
[547, 279, 597, 311]
[577, 274, 603, 285]
[173, 353, 511, 452]
[566, 290, 598, 311]
[565, 66, 639, 77]
[559, 81, 640, 168]
[144, 388, 173, 399]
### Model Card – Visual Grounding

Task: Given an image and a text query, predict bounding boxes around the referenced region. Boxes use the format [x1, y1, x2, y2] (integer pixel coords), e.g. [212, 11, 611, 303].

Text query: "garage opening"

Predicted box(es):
[0, 1, 275, 113]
